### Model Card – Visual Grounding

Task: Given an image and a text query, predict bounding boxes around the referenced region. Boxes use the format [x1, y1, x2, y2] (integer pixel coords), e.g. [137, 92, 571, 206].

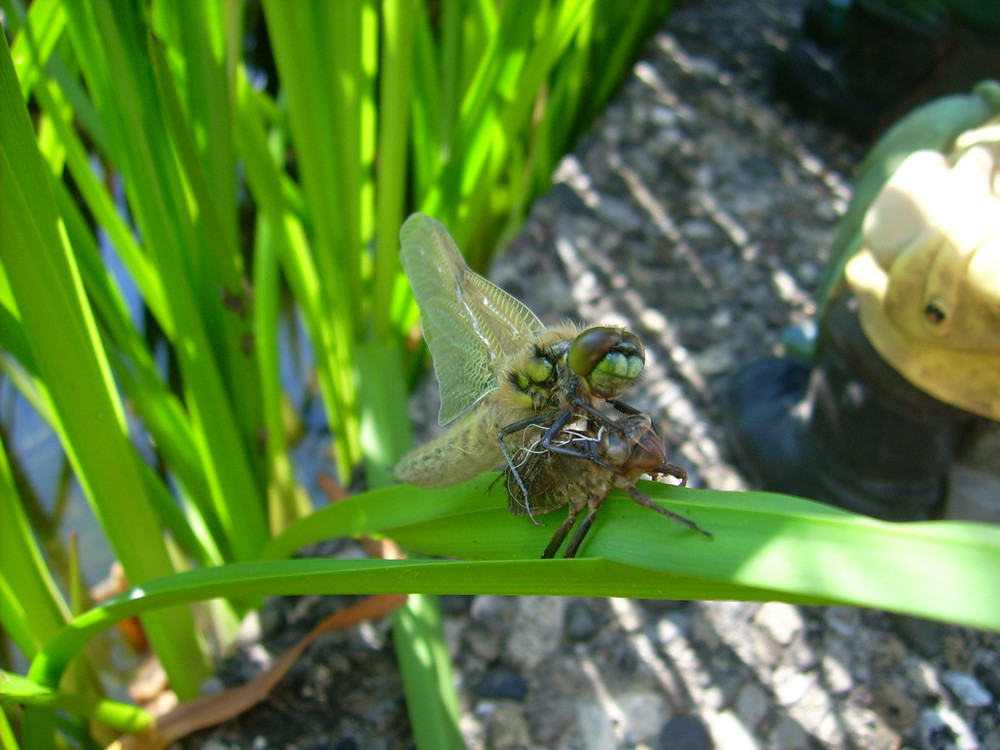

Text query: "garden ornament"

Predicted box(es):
[726, 88, 1000, 521]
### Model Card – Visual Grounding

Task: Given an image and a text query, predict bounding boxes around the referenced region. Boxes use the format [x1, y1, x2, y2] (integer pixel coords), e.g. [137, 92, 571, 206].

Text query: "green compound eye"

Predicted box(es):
[568, 327, 645, 398]
[515, 356, 555, 389]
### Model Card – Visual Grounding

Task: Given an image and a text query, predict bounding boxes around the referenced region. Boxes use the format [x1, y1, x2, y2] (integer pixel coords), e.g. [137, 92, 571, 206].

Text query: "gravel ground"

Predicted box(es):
[179, 2, 999, 749]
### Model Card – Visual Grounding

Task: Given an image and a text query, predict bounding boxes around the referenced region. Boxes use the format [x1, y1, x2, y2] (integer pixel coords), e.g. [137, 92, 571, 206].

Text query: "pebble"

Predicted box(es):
[576, 701, 618, 750]
[941, 671, 993, 708]
[595, 195, 644, 232]
[505, 597, 566, 670]
[735, 683, 770, 730]
[974, 648, 1000, 697]
[917, 707, 980, 750]
[689, 344, 737, 376]
[657, 714, 715, 750]
[773, 667, 814, 708]
[470, 595, 512, 628]
[565, 599, 602, 641]
[767, 715, 811, 750]
[824, 606, 859, 637]
[235, 610, 263, 645]
[873, 681, 919, 732]
[464, 623, 503, 662]
[753, 601, 804, 646]
[650, 104, 679, 128]
[485, 703, 532, 750]
[820, 653, 854, 696]
[619, 691, 669, 745]
[477, 667, 528, 702]
[708, 308, 732, 329]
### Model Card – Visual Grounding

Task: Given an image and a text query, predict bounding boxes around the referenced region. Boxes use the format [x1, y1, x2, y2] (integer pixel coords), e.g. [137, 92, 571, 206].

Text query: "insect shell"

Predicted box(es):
[503, 410, 707, 558]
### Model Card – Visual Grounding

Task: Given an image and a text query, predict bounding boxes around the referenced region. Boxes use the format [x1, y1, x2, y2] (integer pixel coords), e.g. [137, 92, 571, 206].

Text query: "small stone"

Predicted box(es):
[486, 703, 532, 750]
[505, 597, 566, 670]
[595, 196, 643, 232]
[689, 344, 736, 376]
[753, 601, 803, 646]
[941, 671, 993, 707]
[872, 632, 908, 673]
[773, 667, 813, 708]
[768, 715, 811, 750]
[525, 693, 577, 745]
[873, 682, 918, 733]
[917, 707, 979, 750]
[656, 615, 685, 647]
[650, 104, 678, 128]
[619, 691, 668, 745]
[656, 714, 713, 750]
[576, 701, 618, 750]
[442, 617, 465, 660]
[703, 710, 757, 749]
[735, 682, 770, 730]
[464, 624, 502, 662]
[470, 595, 512, 625]
[245, 643, 272, 669]
[974, 648, 1000, 697]
[680, 218, 719, 241]
[565, 600, 602, 641]
[235, 610, 264, 645]
[477, 667, 528, 702]
[820, 654, 853, 695]
[708, 308, 732, 329]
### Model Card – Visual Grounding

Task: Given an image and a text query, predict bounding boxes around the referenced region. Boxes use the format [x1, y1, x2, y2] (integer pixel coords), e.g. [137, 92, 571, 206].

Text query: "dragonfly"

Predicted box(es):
[503, 409, 711, 558]
[393, 212, 708, 552]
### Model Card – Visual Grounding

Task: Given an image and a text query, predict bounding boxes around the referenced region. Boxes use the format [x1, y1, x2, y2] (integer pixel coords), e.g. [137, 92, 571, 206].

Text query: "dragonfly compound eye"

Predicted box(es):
[569, 327, 645, 398]
[514, 355, 555, 390]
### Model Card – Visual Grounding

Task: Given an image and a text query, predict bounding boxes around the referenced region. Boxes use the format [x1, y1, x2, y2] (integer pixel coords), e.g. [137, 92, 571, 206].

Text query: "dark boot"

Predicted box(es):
[725, 295, 976, 521]
[773, 0, 951, 139]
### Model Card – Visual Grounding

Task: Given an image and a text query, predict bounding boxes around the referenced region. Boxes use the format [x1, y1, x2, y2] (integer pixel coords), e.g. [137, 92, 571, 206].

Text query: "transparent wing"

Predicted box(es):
[400, 213, 545, 424]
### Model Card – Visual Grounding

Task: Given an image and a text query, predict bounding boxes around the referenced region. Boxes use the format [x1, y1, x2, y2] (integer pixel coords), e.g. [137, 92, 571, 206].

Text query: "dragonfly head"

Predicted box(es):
[568, 327, 645, 399]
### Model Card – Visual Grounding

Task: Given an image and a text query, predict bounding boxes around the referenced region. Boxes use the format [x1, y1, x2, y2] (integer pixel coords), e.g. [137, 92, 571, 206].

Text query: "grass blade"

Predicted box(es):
[0, 25, 208, 698]
[393, 596, 463, 750]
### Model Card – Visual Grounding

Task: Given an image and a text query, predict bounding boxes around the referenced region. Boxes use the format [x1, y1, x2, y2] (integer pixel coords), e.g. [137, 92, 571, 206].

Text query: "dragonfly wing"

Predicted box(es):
[400, 213, 545, 424]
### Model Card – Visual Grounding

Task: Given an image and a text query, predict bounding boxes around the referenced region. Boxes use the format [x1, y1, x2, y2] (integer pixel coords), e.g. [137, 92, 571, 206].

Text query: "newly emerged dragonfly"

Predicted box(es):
[394, 212, 707, 553]
[504, 409, 711, 558]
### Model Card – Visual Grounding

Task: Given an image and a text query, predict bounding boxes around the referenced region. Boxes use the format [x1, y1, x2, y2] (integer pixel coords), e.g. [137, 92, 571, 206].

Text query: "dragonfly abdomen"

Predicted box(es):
[393, 407, 505, 487]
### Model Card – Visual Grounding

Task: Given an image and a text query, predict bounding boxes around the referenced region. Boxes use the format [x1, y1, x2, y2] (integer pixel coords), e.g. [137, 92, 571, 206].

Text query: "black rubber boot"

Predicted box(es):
[773, 0, 950, 139]
[725, 296, 976, 521]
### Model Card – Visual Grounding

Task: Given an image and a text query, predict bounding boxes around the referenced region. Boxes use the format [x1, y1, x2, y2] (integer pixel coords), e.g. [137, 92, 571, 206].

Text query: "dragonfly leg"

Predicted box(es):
[651, 462, 688, 487]
[625, 485, 712, 539]
[562, 498, 603, 558]
[541, 501, 583, 558]
[609, 398, 642, 416]
[540, 404, 621, 471]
